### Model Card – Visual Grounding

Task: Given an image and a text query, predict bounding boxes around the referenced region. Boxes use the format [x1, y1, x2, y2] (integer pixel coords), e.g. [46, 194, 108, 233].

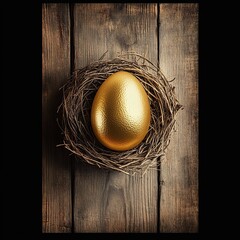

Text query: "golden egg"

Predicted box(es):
[91, 71, 151, 151]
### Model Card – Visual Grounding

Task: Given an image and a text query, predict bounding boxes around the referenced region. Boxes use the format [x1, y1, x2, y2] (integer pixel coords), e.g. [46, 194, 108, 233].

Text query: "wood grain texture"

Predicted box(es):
[159, 3, 198, 232]
[73, 3, 158, 232]
[42, 3, 72, 233]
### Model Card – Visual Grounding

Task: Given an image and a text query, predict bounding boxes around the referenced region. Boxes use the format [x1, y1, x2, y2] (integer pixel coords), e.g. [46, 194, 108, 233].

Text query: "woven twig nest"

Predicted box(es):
[57, 52, 182, 176]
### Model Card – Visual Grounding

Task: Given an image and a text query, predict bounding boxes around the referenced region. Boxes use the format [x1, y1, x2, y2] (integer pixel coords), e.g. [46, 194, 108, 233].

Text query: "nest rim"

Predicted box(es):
[57, 52, 182, 176]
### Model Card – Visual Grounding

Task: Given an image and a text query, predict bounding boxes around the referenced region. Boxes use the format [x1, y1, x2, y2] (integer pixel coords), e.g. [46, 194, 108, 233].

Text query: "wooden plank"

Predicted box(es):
[42, 3, 72, 233]
[73, 3, 158, 232]
[159, 3, 199, 232]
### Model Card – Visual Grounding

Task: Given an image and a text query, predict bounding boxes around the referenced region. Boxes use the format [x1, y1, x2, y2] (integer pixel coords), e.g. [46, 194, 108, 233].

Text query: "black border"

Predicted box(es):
[2, 0, 42, 237]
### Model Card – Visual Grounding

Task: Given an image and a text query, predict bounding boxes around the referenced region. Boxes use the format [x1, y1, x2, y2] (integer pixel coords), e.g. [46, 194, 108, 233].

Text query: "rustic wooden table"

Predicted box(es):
[42, 3, 198, 233]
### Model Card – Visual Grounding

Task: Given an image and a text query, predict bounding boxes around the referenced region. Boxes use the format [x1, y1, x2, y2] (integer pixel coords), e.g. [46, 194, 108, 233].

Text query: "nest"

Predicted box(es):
[57, 52, 182, 176]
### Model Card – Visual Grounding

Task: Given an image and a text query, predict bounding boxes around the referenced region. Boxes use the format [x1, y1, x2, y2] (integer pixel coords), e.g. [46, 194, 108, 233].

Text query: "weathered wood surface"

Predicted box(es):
[73, 3, 158, 232]
[42, 3, 72, 233]
[159, 3, 199, 232]
[42, 3, 198, 233]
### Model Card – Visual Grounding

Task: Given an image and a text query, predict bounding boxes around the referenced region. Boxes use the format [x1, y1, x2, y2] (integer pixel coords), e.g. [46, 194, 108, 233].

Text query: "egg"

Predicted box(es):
[91, 71, 151, 151]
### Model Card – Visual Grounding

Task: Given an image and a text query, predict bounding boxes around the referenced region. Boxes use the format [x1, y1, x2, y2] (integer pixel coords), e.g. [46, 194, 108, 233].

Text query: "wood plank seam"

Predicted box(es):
[157, 3, 161, 233]
[70, 3, 75, 233]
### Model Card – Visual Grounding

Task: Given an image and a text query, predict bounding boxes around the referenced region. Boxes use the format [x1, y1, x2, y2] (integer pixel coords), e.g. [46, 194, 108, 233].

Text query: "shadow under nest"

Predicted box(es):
[57, 52, 182, 176]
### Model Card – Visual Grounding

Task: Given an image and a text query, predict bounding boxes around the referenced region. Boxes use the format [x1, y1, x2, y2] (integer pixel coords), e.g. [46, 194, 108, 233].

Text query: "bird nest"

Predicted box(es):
[57, 52, 182, 176]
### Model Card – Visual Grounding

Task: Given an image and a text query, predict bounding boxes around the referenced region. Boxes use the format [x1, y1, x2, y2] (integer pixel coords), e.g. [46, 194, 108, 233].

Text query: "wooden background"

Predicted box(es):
[42, 3, 198, 233]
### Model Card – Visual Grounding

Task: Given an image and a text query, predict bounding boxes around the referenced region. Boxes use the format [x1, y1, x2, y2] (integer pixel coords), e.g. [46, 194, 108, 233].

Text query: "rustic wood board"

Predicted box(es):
[42, 3, 72, 233]
[73, 3, 158, 233]
[159, 3, 199, 232]
[42, 3, 199, 233]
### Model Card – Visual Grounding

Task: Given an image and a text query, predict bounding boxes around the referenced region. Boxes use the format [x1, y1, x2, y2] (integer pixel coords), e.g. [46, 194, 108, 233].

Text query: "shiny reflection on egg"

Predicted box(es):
[91, 71, 151, 151]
